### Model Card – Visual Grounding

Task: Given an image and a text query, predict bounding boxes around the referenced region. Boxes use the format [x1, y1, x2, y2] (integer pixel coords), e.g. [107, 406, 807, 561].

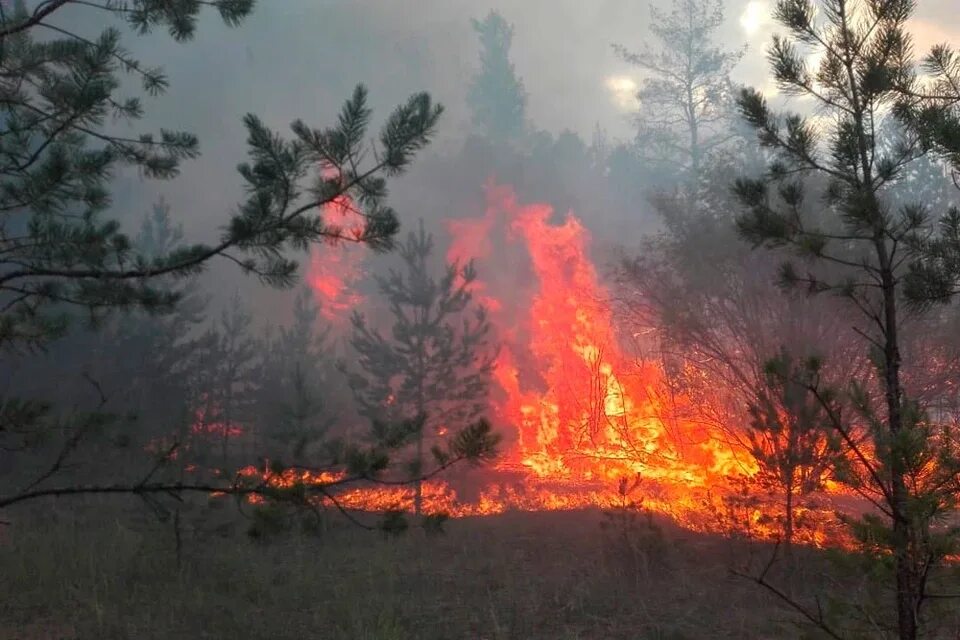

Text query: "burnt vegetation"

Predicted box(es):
[2, 1, 960, 639]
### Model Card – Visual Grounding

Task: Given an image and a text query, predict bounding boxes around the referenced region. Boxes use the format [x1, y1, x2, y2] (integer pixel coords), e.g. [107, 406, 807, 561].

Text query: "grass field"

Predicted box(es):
[2, 499, 959, 639]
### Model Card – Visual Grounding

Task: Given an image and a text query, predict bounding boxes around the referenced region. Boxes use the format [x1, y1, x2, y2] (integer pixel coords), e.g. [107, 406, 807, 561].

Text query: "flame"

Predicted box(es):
[238, 463, 345, 487]
[190, 397, 244, 438]
[232, 180, 862, 549]
[306, 194, 366, 323]
[449, 182, 743, 489]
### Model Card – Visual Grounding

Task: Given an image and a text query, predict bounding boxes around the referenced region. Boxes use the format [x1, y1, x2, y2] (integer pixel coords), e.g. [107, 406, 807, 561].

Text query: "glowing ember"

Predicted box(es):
[238, 463, 345, 488]
[191, 398, 244, 438]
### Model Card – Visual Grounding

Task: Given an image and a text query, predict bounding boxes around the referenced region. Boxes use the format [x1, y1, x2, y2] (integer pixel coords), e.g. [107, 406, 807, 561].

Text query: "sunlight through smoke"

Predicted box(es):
[740, 0, 771, 35]
[604, 75, 639, 111]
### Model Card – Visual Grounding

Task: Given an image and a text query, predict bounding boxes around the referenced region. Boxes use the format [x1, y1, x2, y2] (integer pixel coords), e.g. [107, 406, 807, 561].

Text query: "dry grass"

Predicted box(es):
[1, 500, 958, 639]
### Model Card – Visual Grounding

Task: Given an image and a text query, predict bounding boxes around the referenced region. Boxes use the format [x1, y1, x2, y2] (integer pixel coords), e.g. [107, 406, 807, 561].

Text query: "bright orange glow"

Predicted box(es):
[444, 183, 752, 487]
[306, 193, 366, 322]
[238, 463, 345, 487]
[239, 181, 862, 548]
[438, 182, 784, 536]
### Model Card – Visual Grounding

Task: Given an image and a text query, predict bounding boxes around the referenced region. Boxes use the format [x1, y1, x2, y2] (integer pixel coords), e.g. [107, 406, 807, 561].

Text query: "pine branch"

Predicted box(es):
[0, 0, 73, 39]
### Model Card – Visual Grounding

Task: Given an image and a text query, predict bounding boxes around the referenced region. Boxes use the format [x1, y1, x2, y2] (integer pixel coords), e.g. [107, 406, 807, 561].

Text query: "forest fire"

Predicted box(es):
[247, 181, 851, 546]
[461, 182, 739, 486]
[10, 3, 960, 637]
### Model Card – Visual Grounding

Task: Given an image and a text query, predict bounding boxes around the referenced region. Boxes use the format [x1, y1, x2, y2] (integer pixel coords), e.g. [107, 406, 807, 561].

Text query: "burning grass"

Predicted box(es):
[216, 180, 867, 550]
[158, 180, 900, 554]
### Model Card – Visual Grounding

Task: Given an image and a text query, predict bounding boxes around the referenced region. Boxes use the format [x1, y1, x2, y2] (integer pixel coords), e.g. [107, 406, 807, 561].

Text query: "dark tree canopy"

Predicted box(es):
[467, 10, 527, 146]
[0, 1, 512, 534]
[256, 288, 344, 461]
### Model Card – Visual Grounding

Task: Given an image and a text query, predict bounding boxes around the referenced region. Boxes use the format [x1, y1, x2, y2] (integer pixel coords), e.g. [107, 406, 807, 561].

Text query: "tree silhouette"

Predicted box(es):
[344, 220, 496, 515]
[468, 11, 528, 145]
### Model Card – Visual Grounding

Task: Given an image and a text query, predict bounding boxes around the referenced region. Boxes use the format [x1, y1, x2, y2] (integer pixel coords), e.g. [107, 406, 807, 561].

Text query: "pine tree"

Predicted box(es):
[0, 0, 446, 514]
[896, 45, 960, 305]
[734, 1, 960, 636]
[900, 42, 960, 181]
[746, 349, 841, 553]
[102, 198, 209, 441]
[0, 197, 212, 470]
[0, 1, 443, 353]
[467, 11, 528, 146]
[613, 0, 745, 193]
[257, 288, 343, 461]
[202, 293, 260, 464]
[344, 220, 496, 515]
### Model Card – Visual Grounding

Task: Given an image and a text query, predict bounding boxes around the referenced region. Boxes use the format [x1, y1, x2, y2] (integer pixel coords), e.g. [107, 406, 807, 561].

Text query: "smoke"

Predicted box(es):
[82, 0, 954, 327]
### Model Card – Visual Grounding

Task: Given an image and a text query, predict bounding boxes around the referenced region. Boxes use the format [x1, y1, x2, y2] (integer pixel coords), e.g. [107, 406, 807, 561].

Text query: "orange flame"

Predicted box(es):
[449, 182, 748, 488]
[235, 180, 861, 549]
[190, 397, 244, 438]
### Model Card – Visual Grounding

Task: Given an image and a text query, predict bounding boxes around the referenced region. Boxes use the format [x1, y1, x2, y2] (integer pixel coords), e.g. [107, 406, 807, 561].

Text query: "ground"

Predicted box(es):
[1, 500, 959, 639]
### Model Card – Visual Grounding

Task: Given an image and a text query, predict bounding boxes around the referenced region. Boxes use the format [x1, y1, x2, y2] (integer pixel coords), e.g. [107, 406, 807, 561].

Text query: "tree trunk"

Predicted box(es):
[413, 380, 424, 516]
[847, 21, 919, 624]
[222, 391, 231, 466]
[879, 261, 918, 640]
[686, 80, 700, 205]
[414, 426, 423, 516]
[414, 341, 425, 517]
[784, 487, 794, 557]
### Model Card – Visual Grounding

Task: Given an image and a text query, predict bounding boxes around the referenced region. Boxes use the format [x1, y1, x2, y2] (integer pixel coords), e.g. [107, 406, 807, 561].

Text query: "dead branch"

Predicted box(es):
[730, 541, 846, 640]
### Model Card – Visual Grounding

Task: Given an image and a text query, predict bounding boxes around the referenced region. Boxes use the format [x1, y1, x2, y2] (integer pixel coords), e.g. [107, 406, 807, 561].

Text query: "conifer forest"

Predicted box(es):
[3, 1, 960, 638]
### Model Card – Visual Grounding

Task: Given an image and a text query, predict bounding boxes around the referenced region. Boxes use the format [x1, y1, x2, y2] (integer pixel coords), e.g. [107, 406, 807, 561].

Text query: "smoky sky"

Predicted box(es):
[101, 0, 960, 226]
[63, 0, 960, 317]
